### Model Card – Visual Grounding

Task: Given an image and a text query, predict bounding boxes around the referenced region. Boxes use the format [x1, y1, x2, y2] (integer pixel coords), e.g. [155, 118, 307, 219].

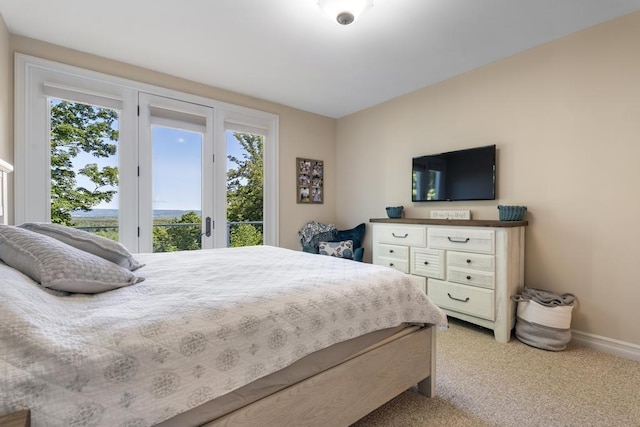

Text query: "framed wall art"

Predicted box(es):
[296, 157, 323, 204]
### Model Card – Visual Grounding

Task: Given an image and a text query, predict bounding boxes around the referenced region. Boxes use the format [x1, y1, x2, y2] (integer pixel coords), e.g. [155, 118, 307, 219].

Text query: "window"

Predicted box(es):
[15, 54, 279, 251]
[49, 98, 120, 240]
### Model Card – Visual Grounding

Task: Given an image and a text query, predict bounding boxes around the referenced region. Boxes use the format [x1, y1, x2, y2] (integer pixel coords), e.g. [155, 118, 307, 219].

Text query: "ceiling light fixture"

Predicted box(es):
[317, 0, 374, 25]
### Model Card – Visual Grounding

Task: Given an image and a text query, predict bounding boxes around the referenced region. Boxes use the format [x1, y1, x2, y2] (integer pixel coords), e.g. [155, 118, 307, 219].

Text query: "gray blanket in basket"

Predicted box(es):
[512, 287, 575, 307]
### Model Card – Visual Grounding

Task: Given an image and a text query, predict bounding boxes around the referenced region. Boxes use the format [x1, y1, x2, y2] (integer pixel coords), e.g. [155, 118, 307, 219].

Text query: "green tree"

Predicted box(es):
[166, 211, 202, 251]
[230, 223, 263, 247]
[153, 225, 177, 253]
[227, 133, 263, 223]
[153, 211, 202, 252]
[50, 101, 119, 225]
[226, 132, 264, 247]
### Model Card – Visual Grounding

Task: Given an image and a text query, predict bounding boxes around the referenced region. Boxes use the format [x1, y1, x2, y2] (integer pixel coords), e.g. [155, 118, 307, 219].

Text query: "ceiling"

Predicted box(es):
[1, 0, 640, 118]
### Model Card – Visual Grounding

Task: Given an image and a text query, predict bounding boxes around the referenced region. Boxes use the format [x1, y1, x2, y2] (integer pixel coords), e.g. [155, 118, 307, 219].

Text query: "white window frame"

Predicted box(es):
[15, 54, 279, 250]
[218, 109, 278, 248]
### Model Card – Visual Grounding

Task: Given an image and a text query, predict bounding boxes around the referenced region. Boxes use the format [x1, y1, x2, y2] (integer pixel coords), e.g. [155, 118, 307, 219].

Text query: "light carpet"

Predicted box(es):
[352, 319, 640, 427]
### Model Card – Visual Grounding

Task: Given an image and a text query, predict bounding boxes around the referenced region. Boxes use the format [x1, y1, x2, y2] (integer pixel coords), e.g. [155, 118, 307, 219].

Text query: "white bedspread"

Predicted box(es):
[0, 245, 447, 426]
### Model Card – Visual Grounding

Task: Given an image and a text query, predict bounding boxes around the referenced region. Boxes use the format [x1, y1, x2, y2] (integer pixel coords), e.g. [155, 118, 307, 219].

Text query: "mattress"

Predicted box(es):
[0, 245, 447, 426]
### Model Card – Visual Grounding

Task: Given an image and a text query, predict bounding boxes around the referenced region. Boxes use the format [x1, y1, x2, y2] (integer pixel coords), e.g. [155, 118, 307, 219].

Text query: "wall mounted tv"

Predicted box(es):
[412, 144, 496, 202]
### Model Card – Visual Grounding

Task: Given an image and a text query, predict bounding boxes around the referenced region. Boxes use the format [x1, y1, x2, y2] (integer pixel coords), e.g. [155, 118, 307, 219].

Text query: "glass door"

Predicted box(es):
[138, 93, 214, 253]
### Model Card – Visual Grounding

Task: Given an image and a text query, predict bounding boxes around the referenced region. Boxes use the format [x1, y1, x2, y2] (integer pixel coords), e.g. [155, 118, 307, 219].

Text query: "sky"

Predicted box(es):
[152, 126, 203, 211]
[73, 126, 244, 212]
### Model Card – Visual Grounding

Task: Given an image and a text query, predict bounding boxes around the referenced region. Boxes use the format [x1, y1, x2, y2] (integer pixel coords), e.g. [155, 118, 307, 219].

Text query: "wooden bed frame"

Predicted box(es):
[205, 325, 437, 426]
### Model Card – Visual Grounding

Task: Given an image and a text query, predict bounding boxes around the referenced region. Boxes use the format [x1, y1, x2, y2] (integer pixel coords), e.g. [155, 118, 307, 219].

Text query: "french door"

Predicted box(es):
[138, 93, 215, 252]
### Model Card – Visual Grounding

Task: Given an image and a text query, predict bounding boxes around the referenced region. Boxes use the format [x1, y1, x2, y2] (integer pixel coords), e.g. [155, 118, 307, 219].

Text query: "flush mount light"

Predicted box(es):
[317, 0, 374, 25]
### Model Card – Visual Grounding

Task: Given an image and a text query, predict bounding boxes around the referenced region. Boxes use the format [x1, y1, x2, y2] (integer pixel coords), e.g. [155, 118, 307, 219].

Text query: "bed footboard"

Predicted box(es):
[206, 325, 436, 427]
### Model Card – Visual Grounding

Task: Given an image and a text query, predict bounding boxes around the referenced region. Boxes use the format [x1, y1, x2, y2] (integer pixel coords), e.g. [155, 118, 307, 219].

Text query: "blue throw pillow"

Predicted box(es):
[334, 223, 365, 250]
[353, 247, 365, 263]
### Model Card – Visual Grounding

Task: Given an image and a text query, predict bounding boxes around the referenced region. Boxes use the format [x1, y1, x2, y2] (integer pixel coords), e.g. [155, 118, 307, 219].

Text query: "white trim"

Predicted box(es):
[571, 329, 640, 361]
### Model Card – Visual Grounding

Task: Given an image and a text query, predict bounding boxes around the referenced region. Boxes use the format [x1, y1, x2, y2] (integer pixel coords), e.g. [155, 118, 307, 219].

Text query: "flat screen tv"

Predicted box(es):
[412, 144, 496, 202]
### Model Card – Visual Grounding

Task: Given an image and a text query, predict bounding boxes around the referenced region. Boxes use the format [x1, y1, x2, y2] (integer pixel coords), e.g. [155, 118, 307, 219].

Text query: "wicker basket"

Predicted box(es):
[385, 206, 404, 219]
[498, 205, 527, 221]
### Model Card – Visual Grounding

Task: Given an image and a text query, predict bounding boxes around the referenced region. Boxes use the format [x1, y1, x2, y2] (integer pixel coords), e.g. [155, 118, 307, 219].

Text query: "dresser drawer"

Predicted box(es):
[447, 267, 495, 289]
[428, 279, 495, 320]
[376, 243, 409, 260]
[376, 257, 409, 274]
[447, 251, 495, 272]
[377, 225, 426, 247]
[411, 248, 445, 279]
[428, 227, 495, 254]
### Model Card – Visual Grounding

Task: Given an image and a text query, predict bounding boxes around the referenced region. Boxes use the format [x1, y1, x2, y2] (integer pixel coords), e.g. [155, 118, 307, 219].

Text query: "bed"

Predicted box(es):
[0, 226, 447, 427]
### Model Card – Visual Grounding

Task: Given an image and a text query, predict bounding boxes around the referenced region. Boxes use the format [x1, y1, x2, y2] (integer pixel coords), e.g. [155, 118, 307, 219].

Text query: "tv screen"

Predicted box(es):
[412, 145, 496, 202]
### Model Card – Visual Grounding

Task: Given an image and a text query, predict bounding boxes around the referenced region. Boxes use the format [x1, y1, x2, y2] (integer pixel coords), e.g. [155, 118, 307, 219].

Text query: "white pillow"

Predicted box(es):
[20, 222, 143, 271]
[0, 225, 144, 293]
[319, 240, 354, 259]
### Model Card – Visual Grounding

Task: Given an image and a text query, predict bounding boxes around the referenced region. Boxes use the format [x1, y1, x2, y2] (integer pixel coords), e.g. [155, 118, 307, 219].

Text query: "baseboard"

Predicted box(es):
[571, 329, 640, 361]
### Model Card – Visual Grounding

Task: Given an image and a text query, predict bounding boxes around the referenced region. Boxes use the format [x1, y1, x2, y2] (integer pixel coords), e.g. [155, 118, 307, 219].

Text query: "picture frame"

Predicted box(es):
[296, 157, 323, 204]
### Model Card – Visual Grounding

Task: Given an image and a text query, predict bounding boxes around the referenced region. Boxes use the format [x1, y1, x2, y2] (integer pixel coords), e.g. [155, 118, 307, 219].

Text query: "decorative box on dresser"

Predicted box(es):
[370, 218, 527, 343]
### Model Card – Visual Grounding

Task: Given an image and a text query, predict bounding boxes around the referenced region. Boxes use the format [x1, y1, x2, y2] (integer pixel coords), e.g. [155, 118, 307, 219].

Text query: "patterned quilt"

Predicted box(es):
[0, 245, 447, 426]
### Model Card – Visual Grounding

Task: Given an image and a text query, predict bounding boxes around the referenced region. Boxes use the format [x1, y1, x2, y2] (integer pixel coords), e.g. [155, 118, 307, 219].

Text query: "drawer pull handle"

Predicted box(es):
[448, 237, 470, 243]
[466, 275, 472, 280]
[392, 233, 409, 238]
[448, 293, 470, 303]
[389, 249, 394, 253]
[389, 263, 394, 267]
[466, 259, 472, 264]
[424, 261, 429, 265]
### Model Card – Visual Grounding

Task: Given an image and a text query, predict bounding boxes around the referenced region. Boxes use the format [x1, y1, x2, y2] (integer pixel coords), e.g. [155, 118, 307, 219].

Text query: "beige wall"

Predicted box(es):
[337, 12, 640, 345]
[0, 14, 12, 224]
[9, 35, 337, 250]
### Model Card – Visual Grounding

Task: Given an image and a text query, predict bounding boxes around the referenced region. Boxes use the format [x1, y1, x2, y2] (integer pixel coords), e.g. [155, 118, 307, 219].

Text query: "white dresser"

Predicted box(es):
[371, 218, 527, 343]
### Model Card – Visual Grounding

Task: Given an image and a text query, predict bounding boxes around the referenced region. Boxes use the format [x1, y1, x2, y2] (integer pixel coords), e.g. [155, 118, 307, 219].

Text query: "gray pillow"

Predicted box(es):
[20, 222, 143, 271]
[0, 225, 144, 293]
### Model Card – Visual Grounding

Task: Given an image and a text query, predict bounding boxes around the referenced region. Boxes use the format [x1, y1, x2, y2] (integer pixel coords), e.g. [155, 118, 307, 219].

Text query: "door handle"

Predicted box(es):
[205, 217, 212, 237]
